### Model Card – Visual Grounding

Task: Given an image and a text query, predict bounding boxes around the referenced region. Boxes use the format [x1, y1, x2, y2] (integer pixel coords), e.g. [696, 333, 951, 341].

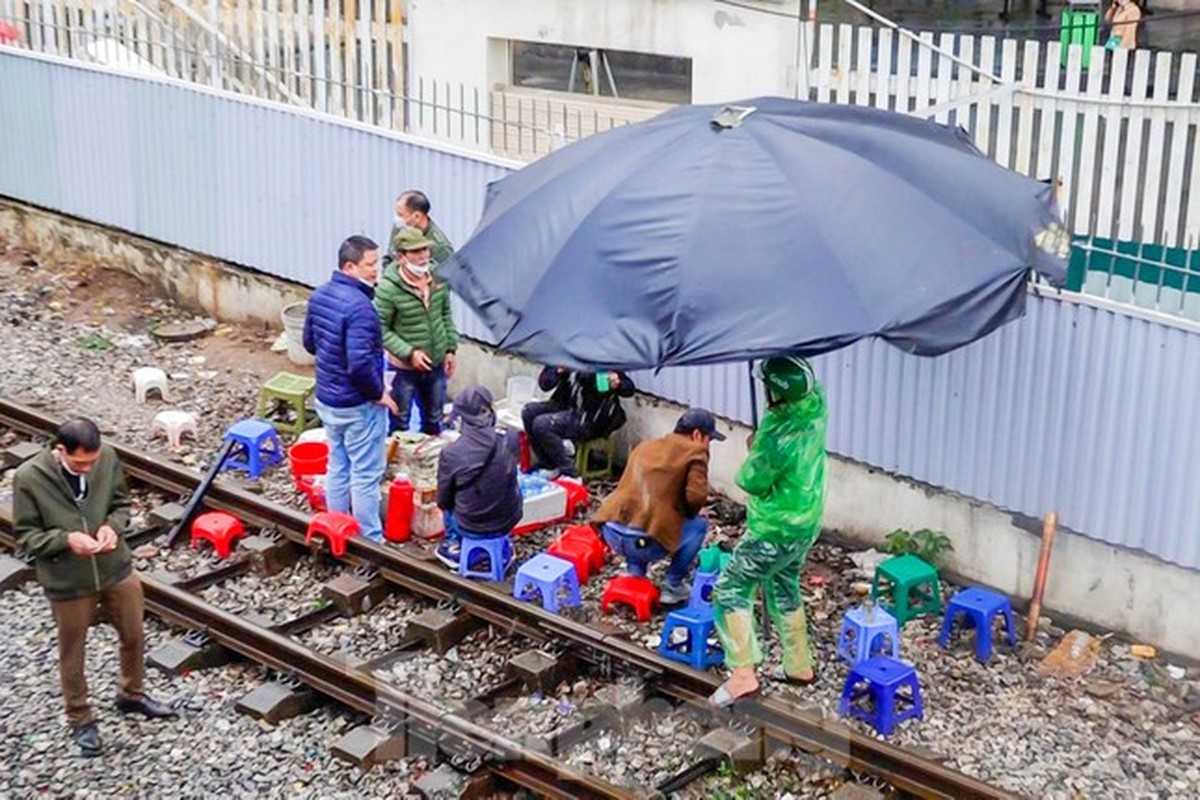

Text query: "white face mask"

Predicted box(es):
[404, 259, 430, 277]
[394, 214, 407, 227]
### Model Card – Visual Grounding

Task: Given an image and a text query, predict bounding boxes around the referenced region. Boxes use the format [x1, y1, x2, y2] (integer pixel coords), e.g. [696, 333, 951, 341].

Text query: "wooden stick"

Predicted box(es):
[1026, 511, 1058, 643]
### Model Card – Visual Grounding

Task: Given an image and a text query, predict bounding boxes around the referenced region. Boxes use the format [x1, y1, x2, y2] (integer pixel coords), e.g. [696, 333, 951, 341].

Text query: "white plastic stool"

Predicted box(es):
[506, 374, 537, 405]
[152, 410, 198, 449]
[133, 367, 168, 403]
[296, 427, 327, 445]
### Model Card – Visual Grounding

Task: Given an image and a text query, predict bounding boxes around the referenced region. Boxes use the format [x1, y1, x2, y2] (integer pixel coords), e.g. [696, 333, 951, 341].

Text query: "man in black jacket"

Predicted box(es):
[521, 366, 635, 478]
[14, 418, 177, 757]
[436, 386, 523, 570]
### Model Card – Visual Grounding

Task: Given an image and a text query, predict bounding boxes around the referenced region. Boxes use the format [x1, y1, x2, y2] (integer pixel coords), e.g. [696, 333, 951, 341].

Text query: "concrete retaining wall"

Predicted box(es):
[0, 198, 311, 324]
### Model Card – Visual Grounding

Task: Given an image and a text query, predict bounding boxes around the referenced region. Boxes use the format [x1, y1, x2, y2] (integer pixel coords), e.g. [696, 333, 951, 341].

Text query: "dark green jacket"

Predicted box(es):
[425, 219, 455, 267]
[13, 445, 133, 600]
[374, 262, 459, 365]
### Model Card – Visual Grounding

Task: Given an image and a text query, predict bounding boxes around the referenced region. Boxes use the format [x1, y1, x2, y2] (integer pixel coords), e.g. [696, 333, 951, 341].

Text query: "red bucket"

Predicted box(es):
[289, 441, 328, 479]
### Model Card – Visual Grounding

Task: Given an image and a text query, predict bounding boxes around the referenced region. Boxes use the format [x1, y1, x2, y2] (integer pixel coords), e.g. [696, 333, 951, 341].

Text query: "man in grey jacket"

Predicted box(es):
[435, 386, 523, 570]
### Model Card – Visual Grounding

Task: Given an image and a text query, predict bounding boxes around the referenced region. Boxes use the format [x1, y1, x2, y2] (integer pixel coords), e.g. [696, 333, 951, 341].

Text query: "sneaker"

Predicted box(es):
[660, 581, 691, 605]
[435, 540, 461, 570]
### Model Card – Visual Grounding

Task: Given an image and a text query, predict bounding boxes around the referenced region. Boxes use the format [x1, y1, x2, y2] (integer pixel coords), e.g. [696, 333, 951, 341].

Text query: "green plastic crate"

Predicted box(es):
[1061, 9, 1098, 68]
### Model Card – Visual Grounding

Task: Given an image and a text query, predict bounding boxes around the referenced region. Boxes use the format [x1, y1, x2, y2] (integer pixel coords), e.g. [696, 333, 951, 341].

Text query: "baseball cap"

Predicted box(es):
[675, 408, 726, 441]
[392, 226, 434, 252]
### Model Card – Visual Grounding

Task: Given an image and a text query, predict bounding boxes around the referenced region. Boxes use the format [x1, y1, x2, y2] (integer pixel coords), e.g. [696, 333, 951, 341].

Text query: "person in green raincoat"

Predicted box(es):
[709, 355, 827, 707]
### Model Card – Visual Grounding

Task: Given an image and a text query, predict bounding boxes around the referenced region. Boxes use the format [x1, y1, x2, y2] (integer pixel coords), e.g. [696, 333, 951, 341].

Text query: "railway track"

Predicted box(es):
[0, 398, 1016, 799]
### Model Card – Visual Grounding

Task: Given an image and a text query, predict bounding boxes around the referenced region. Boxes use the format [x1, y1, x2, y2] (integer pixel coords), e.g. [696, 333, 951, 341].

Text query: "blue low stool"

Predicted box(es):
[938, 586, 1018, 662]
[836, 603, 901, 665]
[513, 553, 581, 613]
[459, 535, 513, 582]
[838, 656, 924, 736]
[688, 569, 720, 608]
[659, 604, 724, 669]
[221, 418, 284, 479]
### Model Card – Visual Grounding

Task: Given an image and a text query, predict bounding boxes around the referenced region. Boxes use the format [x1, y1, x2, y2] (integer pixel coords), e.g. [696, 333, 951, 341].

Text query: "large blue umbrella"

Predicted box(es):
[441, 97, 1069, 372]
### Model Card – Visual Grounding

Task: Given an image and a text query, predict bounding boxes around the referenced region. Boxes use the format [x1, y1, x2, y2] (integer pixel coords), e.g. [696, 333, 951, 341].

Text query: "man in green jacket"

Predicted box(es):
[709, 356, 828, 707]
[391, 189, 455, 267]
[14, 418, 176, 756]
[376, 227, 459, 434]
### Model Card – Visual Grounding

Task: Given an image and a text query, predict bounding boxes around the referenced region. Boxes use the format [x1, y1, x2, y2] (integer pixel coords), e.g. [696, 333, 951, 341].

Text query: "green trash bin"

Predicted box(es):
[1061, 8, 1099, 68]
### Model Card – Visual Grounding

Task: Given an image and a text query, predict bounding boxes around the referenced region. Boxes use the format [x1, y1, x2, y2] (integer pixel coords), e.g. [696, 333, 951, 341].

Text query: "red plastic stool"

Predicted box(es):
[190, 511, 246, 559]
[552, 477, 591, 516]
[601, 575, 660, 622]
[306, 511, 359, 557]
[558, 525, 608, 571]
[547, 538, 594, 584]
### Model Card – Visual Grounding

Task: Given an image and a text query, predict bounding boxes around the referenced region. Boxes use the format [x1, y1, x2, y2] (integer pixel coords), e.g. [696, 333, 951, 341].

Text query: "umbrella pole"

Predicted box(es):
[748, 361, 759, 428]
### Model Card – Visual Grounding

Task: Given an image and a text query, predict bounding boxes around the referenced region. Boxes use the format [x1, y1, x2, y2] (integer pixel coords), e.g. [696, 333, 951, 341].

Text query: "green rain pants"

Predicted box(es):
[712, 535, 815, 676]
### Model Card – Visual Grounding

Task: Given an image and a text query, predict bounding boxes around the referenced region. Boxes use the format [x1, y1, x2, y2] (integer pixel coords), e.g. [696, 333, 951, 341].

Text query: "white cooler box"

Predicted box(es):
[513, 473, 569, 535]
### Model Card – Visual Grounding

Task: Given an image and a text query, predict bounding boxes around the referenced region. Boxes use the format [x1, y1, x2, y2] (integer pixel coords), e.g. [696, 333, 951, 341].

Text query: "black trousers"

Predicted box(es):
[521, 401, 583, 474]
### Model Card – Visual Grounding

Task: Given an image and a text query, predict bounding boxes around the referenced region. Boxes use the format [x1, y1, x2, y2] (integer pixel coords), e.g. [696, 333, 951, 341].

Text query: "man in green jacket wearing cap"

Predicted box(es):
[376, 226, 459, 434]
[14, 418, 176, 757]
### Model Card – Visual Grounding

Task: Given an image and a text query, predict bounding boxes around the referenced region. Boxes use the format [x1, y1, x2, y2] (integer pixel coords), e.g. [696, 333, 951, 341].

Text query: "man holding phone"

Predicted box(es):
[14, 417, 176, 757]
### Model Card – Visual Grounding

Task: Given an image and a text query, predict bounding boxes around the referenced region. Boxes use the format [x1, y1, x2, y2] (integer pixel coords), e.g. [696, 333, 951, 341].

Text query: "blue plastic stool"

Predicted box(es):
[836, 605, 901, 665]
[659, 604, 724, 669]
[221, 418, 284, 478]
[688, 569, 720, 608]
[459, 535, 513, 582]
[513, 553, 581, 613]
[838, 656, 924, 736]
[938, 587, 1018, 662]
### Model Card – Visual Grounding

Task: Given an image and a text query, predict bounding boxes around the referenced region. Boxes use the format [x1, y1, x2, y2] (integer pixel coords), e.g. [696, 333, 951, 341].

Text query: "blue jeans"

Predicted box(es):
[315, 399, 388, 539]
[601, 517, 707, 587]
[442, 511, 508, 546]
[390, 366, 446, 435]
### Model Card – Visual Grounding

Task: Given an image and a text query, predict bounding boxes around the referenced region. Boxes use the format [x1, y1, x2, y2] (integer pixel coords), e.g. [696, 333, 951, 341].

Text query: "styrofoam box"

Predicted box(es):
[515, 473, 568, 533]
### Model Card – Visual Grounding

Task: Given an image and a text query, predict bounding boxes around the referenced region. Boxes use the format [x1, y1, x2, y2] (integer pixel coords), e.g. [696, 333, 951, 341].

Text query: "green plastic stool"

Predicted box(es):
[871, 554, 942, 627]
[257, 371, 317, 436]
[697, 544, 731, 574]
[575, 436, 616, 480]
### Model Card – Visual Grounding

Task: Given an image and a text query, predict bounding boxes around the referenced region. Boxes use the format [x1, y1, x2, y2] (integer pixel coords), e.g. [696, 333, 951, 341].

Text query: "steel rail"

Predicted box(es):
[0, 520, 631, 799]
[0, 399, 1015, 800]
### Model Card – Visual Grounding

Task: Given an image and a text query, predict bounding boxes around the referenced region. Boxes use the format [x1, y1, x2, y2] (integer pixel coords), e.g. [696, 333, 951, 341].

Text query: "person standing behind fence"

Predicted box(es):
[14, 417, 177, 757]
[392, 189, 455, 267]
[1105, 0, 1142, 49]
[304, 235, 398, 541]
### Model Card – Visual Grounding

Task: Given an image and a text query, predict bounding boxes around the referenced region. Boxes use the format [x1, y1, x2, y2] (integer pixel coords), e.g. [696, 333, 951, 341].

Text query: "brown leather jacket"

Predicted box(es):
[593, 432, 709, 553]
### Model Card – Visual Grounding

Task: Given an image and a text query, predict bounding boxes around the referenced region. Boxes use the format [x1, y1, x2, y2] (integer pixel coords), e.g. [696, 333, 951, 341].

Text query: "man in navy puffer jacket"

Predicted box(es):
[303, 235, 399, 540]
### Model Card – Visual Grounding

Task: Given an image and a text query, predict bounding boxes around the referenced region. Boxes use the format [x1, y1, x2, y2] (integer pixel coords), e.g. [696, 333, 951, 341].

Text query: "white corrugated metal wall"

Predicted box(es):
[3, 48, 1199, 572]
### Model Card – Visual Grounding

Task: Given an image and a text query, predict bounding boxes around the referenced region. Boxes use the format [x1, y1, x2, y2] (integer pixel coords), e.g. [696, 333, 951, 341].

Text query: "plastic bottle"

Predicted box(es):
[385, 474, 415, 542]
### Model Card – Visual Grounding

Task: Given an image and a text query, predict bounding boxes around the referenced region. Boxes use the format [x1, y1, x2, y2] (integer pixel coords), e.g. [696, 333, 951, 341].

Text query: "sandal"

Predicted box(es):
[770, 665, 818, 686]
[708, 682, 761, 709]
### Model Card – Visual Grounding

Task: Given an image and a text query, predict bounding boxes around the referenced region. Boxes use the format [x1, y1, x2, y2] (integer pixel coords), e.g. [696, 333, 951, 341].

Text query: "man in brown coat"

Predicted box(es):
[593, 408, 725, 604]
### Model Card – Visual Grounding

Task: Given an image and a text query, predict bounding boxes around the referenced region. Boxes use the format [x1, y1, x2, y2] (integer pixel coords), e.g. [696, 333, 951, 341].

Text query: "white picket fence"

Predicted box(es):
[806, 23, 1200, 248]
